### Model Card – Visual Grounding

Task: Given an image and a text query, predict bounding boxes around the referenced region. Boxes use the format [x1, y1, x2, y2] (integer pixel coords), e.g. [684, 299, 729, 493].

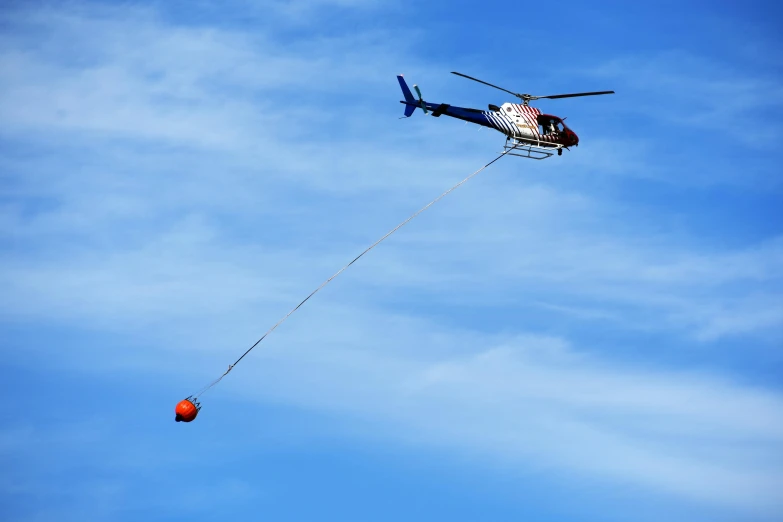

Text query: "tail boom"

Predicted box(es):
[396, 74, 495, 129]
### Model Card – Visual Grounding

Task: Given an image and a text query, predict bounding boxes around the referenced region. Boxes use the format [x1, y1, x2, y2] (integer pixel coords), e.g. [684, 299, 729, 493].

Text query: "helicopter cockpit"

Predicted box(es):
[537, 115, 565, 136]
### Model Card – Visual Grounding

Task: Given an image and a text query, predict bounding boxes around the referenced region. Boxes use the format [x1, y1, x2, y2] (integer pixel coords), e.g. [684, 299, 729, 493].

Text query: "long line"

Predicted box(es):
[194, 146, 515, 398]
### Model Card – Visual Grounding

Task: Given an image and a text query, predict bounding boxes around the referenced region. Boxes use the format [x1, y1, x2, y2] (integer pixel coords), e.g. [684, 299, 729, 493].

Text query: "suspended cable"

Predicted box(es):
[193, 145, 516, 398]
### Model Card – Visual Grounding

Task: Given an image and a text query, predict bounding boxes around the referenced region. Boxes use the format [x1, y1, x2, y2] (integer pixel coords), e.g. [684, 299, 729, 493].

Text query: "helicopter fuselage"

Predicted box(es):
[400, 98, 579, 149]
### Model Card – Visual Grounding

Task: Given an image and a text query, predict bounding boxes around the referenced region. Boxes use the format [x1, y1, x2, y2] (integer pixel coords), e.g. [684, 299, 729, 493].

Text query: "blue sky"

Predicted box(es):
[1, 1, 782, 520]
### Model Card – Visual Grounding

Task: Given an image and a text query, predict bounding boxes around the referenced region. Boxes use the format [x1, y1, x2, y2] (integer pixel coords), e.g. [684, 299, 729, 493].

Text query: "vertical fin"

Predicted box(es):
[397, 75, 417, 117]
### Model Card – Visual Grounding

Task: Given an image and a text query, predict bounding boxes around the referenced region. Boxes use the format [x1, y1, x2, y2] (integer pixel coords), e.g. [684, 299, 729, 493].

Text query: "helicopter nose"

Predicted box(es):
[568, 130, 579, 146]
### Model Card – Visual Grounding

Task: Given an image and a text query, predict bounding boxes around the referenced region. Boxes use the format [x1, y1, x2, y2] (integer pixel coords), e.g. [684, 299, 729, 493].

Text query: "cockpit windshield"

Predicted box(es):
[537, 115, 564, 136]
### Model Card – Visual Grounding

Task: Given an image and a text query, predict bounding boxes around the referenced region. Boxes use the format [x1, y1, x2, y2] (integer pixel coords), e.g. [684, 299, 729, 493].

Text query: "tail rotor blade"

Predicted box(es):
[413, 84, 428, 114]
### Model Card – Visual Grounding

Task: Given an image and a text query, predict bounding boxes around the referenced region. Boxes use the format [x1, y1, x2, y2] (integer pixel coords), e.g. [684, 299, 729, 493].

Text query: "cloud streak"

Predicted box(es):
[235, 313, 783, 515]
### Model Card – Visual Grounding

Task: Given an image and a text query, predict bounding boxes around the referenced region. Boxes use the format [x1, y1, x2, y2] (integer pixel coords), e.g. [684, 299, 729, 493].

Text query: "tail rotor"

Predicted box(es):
[397, 75, 428, 118]
[413, 84, 428, 114]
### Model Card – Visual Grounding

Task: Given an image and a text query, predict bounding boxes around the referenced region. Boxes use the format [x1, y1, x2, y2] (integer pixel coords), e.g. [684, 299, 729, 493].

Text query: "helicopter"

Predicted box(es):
[398, 72, 614, 160]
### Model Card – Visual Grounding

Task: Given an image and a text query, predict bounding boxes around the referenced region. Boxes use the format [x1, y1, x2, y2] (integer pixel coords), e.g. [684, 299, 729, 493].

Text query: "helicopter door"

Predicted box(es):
[504, 104, 534, 138]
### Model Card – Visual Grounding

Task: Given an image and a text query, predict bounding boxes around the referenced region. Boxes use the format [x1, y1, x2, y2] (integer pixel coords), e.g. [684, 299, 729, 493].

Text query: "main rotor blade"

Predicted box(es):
[451, 71, 523, 99]
[537, 91, 615, 100]
[452, 72, 614, 103]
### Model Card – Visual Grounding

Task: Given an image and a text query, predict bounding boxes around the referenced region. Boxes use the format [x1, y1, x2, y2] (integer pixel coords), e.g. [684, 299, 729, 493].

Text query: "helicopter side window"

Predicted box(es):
[537, 116, 563, 136]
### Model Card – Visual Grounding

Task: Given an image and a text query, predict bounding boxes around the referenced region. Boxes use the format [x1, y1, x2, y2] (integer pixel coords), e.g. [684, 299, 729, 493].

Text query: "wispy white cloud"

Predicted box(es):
[0, 3, 413, 150]
[580, 51, 783, 131]
[225, 313, 783, 514]
[564, 51, 783, 191]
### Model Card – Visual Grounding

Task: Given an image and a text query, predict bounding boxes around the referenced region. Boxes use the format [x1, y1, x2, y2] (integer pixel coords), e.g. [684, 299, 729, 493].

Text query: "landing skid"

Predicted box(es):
[503, 137, 564, 160]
